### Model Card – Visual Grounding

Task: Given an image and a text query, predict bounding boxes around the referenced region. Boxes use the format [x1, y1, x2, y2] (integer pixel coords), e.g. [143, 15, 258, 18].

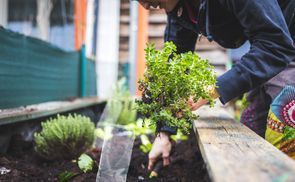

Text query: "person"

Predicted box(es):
[136, 0, 295, 170]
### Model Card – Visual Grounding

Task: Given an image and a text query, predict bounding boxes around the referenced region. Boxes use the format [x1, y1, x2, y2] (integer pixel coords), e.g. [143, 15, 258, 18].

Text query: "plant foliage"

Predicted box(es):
[34, 114, 95, 160]
[58, 171, 78, 182]
[136, 42, 216, 133]
[125, 119, 153, 153]
[102, 78, 137, 125]
[78, 154, 94, 173]
[139, 135, 153, 154]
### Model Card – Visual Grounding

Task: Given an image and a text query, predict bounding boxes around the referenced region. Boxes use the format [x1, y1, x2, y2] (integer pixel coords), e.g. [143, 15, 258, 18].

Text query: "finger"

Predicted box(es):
[148, 158, 157, 171]
[187, 97, 194, 105]
[162, 150, 170, 166]
[191, 103, 201, 111]
[163, 157, 170, 166]
[191, 99, 209, 111]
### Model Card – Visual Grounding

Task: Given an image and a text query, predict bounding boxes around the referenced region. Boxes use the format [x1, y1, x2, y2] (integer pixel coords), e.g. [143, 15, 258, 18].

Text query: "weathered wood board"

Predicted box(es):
[0, 97, 105, 126]
[194, 104, 295, 182]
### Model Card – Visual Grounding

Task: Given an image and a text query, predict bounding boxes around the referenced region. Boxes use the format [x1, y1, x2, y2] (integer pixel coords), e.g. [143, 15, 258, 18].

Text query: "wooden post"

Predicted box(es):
[74, 0, 87, 50]
[135, 5, 149, 96]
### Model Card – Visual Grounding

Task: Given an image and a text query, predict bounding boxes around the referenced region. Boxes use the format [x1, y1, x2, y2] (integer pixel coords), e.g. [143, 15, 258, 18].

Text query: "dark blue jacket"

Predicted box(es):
[160, 0, 295, 134]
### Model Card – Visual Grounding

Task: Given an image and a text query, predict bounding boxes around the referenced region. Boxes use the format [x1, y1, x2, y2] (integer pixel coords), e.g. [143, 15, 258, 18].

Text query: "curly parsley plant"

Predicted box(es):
[136, 42, 217, 133]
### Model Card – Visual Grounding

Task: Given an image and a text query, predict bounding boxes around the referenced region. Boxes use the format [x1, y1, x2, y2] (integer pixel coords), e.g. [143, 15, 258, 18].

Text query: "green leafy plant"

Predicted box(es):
[234, 94, 249, 120]
[125, 119, 154, 153]
[95, 126, 113, 141]
[102, 78, 137, 125]
[171, 130, 188, 142]
[58, 171, 78, 182]
[34, 114, 95, 160]
[124, 118, 153, 136]
[136, 42, 216, 133]
[78, 153, 94, 173]
[139, 135, 153, 154]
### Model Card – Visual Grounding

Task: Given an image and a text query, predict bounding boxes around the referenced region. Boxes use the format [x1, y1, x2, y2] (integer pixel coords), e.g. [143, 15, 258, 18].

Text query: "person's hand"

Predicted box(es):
[187, 97, 209, 111]
[148, 131, 172, 171]
[188, 86, 220, 111]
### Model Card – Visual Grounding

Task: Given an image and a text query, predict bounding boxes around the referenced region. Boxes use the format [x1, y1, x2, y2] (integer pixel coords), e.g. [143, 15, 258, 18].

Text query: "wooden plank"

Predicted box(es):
[194, 104, 295, 182]
[0, 97, 106, 126]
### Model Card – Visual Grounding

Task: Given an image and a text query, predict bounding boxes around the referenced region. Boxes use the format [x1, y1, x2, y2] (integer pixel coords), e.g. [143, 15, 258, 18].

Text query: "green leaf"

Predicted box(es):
[171, 131, 188, 142]
[58, 171, 78, 182]
[139, 135, 152, 153]
[78, 154, 94, 173]
[95, 126, 113, 140]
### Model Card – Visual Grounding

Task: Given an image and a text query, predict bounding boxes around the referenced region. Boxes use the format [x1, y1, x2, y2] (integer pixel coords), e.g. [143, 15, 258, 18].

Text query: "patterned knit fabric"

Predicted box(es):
[265, 85, 295, 159]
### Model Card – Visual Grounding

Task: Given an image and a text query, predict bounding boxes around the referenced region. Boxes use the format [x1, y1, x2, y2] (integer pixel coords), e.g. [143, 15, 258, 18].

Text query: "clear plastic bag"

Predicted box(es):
[94, 99, 123, 149]
[96, 126, 134, 182]
[95, 98, 135, 182]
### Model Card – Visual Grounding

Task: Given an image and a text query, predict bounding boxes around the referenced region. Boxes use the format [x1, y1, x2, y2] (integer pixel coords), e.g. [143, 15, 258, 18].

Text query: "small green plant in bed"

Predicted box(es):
[101, 78, 137, 126]
[34, 114, 95, 160]
[95, 78, 137, 144]
[234, 94, 249, 120]
[136, 42, 217, 133]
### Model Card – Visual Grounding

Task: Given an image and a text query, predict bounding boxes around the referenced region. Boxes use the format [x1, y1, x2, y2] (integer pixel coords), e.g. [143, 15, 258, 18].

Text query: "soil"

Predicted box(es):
[127, 132, 210, 182]
[0, 134, 100, 182]
[0, 132, 209, 182]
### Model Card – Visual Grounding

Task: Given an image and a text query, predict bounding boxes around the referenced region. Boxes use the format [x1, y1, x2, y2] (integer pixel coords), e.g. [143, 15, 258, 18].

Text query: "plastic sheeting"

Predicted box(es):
[96, 126, 134, 182]
[95, 100, 135, 182]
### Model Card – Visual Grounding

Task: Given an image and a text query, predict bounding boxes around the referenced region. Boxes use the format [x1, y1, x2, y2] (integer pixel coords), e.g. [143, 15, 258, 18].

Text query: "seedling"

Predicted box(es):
[58, 171, 78, 182]
[139, 135, 153, 153]
[78, 154, 94, 173]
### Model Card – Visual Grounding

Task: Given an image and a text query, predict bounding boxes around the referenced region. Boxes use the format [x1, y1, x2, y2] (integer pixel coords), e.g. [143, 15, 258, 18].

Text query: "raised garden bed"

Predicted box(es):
[0, 129, 209, 181]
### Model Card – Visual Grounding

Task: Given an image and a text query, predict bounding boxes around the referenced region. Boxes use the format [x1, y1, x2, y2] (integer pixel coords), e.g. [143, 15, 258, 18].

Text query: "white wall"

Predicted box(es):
[96, 0, 120, 98]
[86, 0, 95, 57]
[0, 0, 8, 28]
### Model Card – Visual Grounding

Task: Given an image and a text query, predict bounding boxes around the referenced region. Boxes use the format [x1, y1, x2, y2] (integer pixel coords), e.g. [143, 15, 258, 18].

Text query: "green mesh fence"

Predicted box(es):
[0, 27, 97, 109]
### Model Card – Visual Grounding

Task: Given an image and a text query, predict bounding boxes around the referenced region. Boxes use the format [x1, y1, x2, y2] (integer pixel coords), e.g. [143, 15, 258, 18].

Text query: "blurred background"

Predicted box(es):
[0, 0, 249, 109]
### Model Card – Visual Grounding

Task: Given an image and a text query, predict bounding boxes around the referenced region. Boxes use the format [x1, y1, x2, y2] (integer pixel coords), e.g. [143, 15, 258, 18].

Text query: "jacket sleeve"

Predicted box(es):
[165, 1, 198, 53]
[216, 0, 295, 104]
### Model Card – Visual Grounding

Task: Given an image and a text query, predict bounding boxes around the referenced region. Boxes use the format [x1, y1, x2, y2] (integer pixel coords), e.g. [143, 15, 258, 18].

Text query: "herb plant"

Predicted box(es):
[78, 154, 95, 173]
[101, 78, 137, 125]
[139, 135, 153, 154]
[125, 119, 154, 154]
[136, 42, 216, 133]
[34, 114, 95, 160]
[58, 171, 78, 182]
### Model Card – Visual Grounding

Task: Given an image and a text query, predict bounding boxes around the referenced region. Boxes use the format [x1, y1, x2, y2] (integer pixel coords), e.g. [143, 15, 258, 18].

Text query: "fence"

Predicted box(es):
[0, 27, 96, 109]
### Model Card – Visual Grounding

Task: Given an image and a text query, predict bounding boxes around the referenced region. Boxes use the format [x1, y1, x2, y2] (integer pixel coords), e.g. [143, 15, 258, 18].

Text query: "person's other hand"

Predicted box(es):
[148, 131, 172, 171]
[187, 97, 209, 111]
[188, 86, 220, 111]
